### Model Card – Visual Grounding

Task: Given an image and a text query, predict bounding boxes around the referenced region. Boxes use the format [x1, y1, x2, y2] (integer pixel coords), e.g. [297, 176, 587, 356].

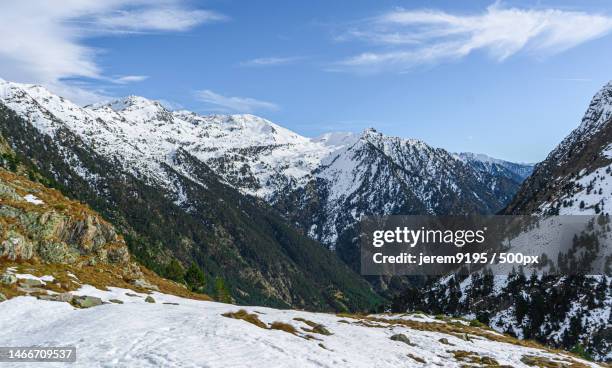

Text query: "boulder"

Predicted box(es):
[18, 278, 44, 287]
[144, 296, 156, 303]
[17, 286, 45, 294]
[0, 292, 6, 302]
[390, 334, 414, 346]
[132, 278, 159, 291]
[0, 232, 34, 261]
[37, 293, 73, 303]
[73, 295, 103, 308]
[0, 273, 17, 285]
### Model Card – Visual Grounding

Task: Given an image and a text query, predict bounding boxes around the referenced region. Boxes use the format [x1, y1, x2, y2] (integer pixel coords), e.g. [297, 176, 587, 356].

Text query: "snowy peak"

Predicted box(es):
[90, 95, 173, 124]
[313, 131, 358, 148]
[506, 80, 612, 215]
[546, 81, 612, 167]
[581, 80, 612, 132]
[0, 81, 344, 198]
[455, 152, 534, 182]
[104, 95, 166, 112]
[0, 78, 528, 236]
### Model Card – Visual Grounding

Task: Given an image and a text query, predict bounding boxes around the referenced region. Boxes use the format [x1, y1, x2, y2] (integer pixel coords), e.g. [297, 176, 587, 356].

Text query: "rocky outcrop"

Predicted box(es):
[0, 169, 133, 269]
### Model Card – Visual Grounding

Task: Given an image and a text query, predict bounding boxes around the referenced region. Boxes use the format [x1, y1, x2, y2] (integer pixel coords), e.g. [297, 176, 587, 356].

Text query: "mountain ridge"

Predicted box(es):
[0, 96, 381, 311]
[0, 78, 532, 301]
[393, 80, 612, 361]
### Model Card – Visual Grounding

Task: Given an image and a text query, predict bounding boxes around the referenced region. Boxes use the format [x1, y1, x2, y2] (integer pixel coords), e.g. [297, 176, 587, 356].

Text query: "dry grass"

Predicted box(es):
[520, 355, 590, 368]
[332, 313, 599, 366]
[451, 350, 502, 366]
[221, 313, 302, 336]
[269, 321, 298, 335]
[221, 309, 267, 329]
[294, 317, 332, 336]
[293, 317, 319, 328]
[0, 261, 211, 302]
[407, 353, 426, 364]
[0, 169, 105, 221]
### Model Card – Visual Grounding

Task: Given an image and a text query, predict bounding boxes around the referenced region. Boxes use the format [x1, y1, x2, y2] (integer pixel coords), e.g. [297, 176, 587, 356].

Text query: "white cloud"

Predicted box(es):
[111, 75, 149, 84]
[336, 3, 612, 71]
[0, 1, 224, 104]
[195, 90, 279, 113]
[240, 57, 303, 67]
[93, 7, 227, 32]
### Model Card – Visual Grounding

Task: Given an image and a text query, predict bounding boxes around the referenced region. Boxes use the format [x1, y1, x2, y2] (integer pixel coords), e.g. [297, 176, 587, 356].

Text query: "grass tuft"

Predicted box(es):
[221, 309, 267, 329]
[269, 321, 298, 335]
[294, 317, 332, 335]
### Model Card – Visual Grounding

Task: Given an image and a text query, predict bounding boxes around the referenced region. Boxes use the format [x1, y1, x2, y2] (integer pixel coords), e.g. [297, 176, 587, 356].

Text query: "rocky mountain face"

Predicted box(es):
[0, 81, 381, 311]
[505, 81, 612, 216]
[393, 82, 612, 362]
[273, 130, 529, 279]
[0, 164, 170, 306]
[0, 78, 528, 278]
[0, 168, 131, 268]
[454, 152, 534, 185]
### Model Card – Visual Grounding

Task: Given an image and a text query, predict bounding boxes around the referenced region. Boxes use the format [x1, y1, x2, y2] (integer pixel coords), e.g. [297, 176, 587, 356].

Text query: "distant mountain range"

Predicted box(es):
[0, 78, 531, 275]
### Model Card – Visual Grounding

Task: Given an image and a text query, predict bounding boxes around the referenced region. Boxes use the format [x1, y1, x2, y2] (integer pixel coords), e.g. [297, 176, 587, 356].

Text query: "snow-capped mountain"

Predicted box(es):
[1, 77, 607, 361]
[396, 81, 612, 362]
[0, 80, 382, 310]
[0, 80, 343, 200]
[0, 79, 527, 252]
[455, 152, 534, 183]
[505, 81, 612, 216]
[274, 129, 527, 274]
[0, 159, 601, 367]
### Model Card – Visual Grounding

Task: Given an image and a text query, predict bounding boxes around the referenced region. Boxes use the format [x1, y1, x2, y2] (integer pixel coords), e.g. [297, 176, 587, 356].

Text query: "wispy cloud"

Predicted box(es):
[240, 56, 303, 67]
[334, 3, 612, 72]
[111, 75, 149, 84]
[195, 90, 279, 113]
[92, 8, 226, 33]
[0, 1, 225, 103]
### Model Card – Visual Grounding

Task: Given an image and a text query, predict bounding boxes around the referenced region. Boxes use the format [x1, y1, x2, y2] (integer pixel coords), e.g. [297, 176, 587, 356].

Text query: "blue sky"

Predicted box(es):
[3, 1, 612, 162]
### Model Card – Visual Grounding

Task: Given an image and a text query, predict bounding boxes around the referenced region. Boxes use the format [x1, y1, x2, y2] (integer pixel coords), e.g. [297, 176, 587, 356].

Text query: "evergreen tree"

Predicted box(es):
[214, 277, 232, 303]
[184, 263, 206, 291]
[165, 259, 185, 283]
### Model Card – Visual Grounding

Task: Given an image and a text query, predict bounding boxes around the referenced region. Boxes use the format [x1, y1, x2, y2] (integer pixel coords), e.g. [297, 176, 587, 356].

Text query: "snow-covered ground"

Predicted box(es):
[0, 284, 602, 368]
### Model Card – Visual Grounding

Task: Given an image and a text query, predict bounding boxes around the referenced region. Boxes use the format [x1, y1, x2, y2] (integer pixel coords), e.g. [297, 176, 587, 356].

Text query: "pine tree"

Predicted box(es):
[214, 277, 232, 303]
[165, 259, 185, 283]
[184, 263, 206, 291]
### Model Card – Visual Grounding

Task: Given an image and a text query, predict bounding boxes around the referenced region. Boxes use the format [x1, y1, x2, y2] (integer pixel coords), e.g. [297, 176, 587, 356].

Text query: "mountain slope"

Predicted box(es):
[0, 165, 207, 303]
[505, 81, 612, 215]
[1, 283, 603, 368]
[0, 84, 381, 311]
[274, 129, 526, 275]
[455, 152, 534, 184]
[0, 145, 596, 367]
[0, 78, 532, 304]
[393, 81, 612, 362]
[0, 134, 597, 367]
